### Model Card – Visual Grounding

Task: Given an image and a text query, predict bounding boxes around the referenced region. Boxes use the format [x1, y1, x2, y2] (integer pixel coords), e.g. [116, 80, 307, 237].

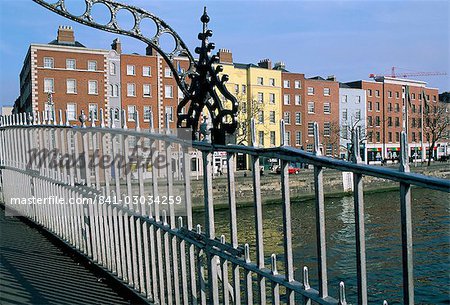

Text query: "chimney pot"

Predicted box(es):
[111, 38, 122, 54]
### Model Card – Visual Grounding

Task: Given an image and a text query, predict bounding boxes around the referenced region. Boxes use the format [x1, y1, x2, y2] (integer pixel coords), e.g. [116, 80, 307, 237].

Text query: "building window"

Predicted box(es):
[44, 78, 54, 93]
[307, 87, 314, 95]
[269, 111, 276, 124]
[285, 131, 291, 146]
[396, 92, 400, 99]
[295, 112, 302, 125]
[308, 101, 315, 113]
[269, 93, 275, 104]
[258, 111, 264, 124]
[87, 80, 97, 95]
[355, 110, 361, 120]
[342, 109, 347, 121]
[323, 102, 331, 114]
[388, 117, 392, 126]
[88, 60, 97, 71]
[308, 122, 315, 136]
[284, 112, 291, 124]
[375, 90, 380, 97]
[368, 101, 372, 111]
[269, 78, 275, 86]
[66, 79, 77, 94]
[234, 84, 239, 94]
[342, 95, 348, 103]
[283, 80, 290, 88]
[412, 105, 416, 113]
[270, 131, 276, 146]
[141, 106, 151, 122]
[356, 96, 361, 103]
[110, 62, 116, 75]
[368, 89, 372, 97]
[376, 132, 380, 142]
[88, 103, 98, 121]
[257, 92, 264, 103]
[412, 132, 416, 142]
[375, 116, 380, 127]
[242, 85, 247, 94]
[143, 66, 151, 76]
[257, 77, 263, 85]
[376, 102, 380, 112]
[412, 118, 416, 128]
[324, 122, 331, 136]
[306, 144, 313, 152]
[295, 95, 301, 105]
[395, 132, 400, 142]
[342, 126, 348, 139]
[433, 95, 437, 101]
[368, 116, 372, 127]
[283, 94, 290, 105]
[143, 84, 152, 97]
[241, 101, 247, 113]
[165, 106, 174, 122]
[258, 131, 264, 146]
[110, 84, 119, 97]
[395, 103, 400, 113]
[388, 91, 392, 98]
[395, 117, 400, 127]
[367, 131, 373, 142]
[323, 88, 330, 96]
[294, 80, 301, 89]
[127, 83, 136, 97]
[44, 57, 54, 68]
[419, 94, 422, 101]
[66, 59, 76, 70]
[295, 131, 302, 146]
[127, 65, 135, 75]
[163, 67, 171, 77]
[326, 144, 333, 156]
[128, 105, 136, 121]
[67, 103, 76, 121]
[388, 102, 392, 112]
[411, 93, 416, 100]
[165, 85, 174, 98]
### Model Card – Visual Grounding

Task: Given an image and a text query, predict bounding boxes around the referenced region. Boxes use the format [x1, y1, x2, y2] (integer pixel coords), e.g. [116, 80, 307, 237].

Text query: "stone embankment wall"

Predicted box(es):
[189, 164, 450, 209]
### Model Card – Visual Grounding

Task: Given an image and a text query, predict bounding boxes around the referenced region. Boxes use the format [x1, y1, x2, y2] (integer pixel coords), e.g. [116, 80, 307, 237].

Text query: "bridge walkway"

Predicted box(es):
[0, 207, 139, 305]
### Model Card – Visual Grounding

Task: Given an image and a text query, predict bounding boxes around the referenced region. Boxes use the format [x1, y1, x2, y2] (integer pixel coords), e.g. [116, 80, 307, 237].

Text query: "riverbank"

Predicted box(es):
[190, 163, 450, 211]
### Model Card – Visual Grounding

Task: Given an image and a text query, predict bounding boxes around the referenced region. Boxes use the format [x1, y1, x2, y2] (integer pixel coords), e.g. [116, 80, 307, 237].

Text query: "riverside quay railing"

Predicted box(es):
[0, 110, 449, 305]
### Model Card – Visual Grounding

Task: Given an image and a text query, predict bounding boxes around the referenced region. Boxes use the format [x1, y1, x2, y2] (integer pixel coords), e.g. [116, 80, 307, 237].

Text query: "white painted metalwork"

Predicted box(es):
[1, 110, 449, 305]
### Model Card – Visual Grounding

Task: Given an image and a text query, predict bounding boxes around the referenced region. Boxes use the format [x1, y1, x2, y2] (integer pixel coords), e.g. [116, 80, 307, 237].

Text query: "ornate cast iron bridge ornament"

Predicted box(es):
[32, 0, 238, 144]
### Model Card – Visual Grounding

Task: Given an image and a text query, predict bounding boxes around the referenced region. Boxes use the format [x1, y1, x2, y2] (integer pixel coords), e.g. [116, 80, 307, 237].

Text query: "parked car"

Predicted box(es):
[275, 166, 301, 174]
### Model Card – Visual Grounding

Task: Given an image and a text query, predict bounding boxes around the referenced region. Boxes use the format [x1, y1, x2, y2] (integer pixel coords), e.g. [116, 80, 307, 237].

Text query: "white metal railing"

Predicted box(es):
[0, 110, 449, 305]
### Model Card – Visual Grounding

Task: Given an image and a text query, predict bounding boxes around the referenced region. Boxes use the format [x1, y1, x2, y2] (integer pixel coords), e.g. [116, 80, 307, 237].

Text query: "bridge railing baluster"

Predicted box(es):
[1, 111, 450, 305]
[313, 122, 329, 298]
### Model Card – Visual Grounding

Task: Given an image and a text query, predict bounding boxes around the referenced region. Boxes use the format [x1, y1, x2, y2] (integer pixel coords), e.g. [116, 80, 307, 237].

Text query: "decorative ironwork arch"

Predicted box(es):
[33, 0, 238, 144]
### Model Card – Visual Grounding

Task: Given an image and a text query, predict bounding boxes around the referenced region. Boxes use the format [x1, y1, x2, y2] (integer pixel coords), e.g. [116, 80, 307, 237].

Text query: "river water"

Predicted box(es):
[194, 187, 450, 304]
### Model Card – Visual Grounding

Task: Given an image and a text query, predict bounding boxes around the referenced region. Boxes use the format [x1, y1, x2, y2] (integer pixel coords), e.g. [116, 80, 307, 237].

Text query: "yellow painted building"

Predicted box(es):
[217, 50, 282, 149]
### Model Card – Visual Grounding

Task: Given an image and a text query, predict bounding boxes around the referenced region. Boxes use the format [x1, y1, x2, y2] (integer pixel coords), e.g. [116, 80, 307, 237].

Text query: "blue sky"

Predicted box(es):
[0, 0, 448, 106]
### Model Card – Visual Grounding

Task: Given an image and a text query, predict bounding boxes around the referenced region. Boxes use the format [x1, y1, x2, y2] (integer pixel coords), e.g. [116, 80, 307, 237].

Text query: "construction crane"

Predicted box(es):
[369, 66, 447, 79]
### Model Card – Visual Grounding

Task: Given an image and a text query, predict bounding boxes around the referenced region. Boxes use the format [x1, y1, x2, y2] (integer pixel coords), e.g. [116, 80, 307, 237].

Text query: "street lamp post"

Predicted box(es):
[46, 92, 54, 124]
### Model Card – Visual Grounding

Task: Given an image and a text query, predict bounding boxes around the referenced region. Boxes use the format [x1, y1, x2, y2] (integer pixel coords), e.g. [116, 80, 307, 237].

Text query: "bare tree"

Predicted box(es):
[330, 115, 366, 161]
[424, 101, 449, 165]
[235, 94, 267, 146]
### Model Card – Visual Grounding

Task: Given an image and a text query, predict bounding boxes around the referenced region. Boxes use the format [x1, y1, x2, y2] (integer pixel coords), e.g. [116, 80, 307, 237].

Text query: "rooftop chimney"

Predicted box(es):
[274, 61, 286, 70]
[111, 38, 122, 54]
[217, 48, 233, 64]
[258, 58, 272, 69]
[327, 75, 336, 81]
[57, 25, 75, 44]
